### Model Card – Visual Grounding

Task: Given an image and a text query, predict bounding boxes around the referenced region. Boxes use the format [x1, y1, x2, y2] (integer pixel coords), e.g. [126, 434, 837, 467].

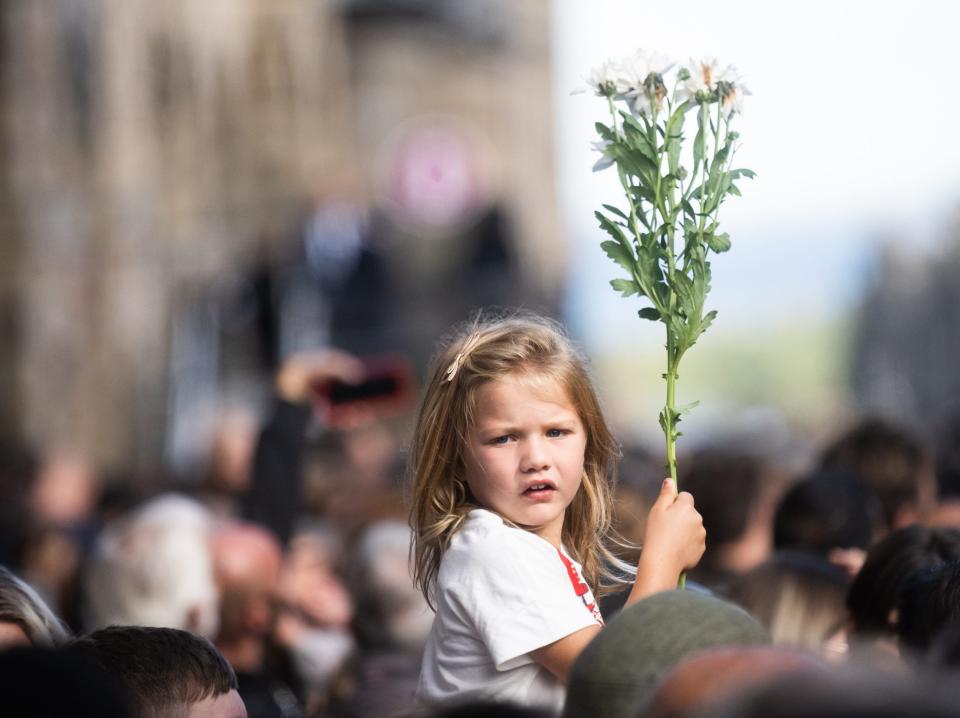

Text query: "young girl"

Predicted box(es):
[410, 314, 706, 711]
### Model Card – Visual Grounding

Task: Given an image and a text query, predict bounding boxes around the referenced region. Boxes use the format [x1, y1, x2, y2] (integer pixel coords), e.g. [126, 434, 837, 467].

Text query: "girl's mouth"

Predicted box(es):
[523, 483, 556, 498]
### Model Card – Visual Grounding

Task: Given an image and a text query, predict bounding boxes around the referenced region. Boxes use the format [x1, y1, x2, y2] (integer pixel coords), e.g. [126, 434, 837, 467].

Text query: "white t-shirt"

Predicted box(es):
[417, 508, 604, 711]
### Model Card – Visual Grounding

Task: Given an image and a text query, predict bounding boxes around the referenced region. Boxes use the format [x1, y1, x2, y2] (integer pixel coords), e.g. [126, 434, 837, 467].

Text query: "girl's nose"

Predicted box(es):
[520, 437, 550, 473]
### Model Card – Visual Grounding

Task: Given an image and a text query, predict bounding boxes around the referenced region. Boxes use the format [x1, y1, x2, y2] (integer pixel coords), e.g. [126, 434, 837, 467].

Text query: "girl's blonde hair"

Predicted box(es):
[409, 312, 632, 608]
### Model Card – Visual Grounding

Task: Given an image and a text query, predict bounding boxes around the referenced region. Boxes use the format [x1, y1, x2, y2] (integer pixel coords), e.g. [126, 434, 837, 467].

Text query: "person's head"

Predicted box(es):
[847, 525, 960, 640]
[821, 418, 934, 531]
[682, 449, 778, 574]
[773, 468, 880, 557]
[0, 565, 70, 648]
[67, 626, 245, 718]
[410, 313, 620, 605]
[897, 560, 960, 657]
[83, 494, 219, 637]
[210, 522, 282, 650]
[349, 519, 431, 651]
[726, 551, 850, 654]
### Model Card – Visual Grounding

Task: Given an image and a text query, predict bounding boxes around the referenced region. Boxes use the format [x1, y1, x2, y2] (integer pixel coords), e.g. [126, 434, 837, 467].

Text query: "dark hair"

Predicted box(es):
[821, 418, 929, 529]
[935, 409, 960, 499]
[897, 560, 960, 655]
[703, 668, 960, 718]
[682, 450, 767, 548]
[773, 469, 879, 555]
[927, 619, 960, 670]
[0, 646, 132, 718]
[846, 526, 960, 637]
[66, 626, 237, 718]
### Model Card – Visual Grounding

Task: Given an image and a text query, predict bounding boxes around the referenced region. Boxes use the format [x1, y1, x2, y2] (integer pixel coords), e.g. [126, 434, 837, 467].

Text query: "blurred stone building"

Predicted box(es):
[850, 224, 960, 431]
[0, 0, 561, 473]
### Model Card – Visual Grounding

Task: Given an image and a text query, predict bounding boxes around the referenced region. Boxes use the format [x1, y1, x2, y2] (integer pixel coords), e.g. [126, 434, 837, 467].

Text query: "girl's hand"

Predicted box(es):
[629, 479, 706, 603]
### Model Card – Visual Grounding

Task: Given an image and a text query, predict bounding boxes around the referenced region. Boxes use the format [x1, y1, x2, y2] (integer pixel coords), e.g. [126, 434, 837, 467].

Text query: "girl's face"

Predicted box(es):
[463, 373, 586, 549]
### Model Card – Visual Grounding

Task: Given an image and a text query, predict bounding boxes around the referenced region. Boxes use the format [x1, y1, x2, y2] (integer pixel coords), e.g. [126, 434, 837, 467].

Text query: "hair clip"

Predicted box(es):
[444, 332, 482, 382]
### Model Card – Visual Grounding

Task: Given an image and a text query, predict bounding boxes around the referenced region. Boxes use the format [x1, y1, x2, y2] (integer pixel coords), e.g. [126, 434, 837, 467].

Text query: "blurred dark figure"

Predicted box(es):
[0, 646, 131, 718]
[425, 701, 552, 718]
[773, 468, 880, 577]
[700, 667, 960, 718]
[67, 625, 245, 718]
[329, 520, 432, 717]
[846, 526, 960, 652]
[243, 350, 364, 546]
[821, 418, 935, 532]
[683, 449, 783, 594]
[0, 442, 37, 568]
[273, 525, 355, 715]
[727, 551, 849, 655]
[0, 564, 69, 648]
[646, 646, 823, 718]
[897, 560, 960, 658]
[927, 619, 960, 670]
[931, 409, 960, 526]
[211, 521, 302, 718]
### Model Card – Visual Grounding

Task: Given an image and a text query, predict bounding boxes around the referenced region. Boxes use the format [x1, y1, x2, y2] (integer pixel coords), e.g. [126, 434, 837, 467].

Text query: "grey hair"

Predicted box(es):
[0, 565, 70, 646]
[83, 494, 220, 638]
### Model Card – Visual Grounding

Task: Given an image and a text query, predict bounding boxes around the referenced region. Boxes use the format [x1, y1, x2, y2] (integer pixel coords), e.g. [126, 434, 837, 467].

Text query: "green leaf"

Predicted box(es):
[610, 278, 641, 297]
[707, 233, 731, 253]
[676, 400, 700, 416]
[594, 122, 615, 142]
[730, 168, 756, 179]
[601, 240, 634, 273]
[638, 307, 661, 321]
[602, 203, 629, 222]
[608, 143, 658, 180]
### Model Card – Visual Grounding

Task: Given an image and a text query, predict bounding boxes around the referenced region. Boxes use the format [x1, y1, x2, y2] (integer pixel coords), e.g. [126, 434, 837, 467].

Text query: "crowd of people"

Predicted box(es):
[2, 313, 960, 717]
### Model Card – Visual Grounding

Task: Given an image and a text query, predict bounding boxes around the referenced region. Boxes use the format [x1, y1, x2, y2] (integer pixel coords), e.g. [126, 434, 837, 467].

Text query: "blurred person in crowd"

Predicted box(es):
[83, 493, 219, 638]
[646, 645, 823, 718]
[726, 551, 850, 655]
[330, 520, 432, 717]
[773, 468, 881, 578]
[846, 525, 960, 654]
[683, 449, 784, 594]
[211, 521, 303, 718]
[927, 619, 960, 670]
[0, 564, 69, 648]
[245, 349, 407, 546]
[273, 524, 354, 715]
[16, 449, 100, 621]
[0, 646, 131, 718]
[200, 407, 261, 519]
[243, 349, 364, 546]
[821, 417, 936, 532]
[897, 560, 960, 659]
[68, 625, 246, 718]
[0, 441, 38, 567]
[931, 409, 960, 526]
[699, 666, 960, 718]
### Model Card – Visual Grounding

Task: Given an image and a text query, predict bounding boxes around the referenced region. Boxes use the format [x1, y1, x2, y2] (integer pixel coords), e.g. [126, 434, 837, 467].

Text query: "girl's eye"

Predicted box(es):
[489, 435, 512, 445]
[546, 428, 569, 438]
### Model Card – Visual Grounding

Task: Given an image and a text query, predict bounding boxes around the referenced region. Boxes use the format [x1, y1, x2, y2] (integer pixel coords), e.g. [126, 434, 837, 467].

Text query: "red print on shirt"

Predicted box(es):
[556, 548, 604, 625]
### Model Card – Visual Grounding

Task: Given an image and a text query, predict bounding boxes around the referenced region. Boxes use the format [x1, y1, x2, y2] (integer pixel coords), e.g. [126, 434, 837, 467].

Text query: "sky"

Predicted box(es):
[551, 0, 960, 351]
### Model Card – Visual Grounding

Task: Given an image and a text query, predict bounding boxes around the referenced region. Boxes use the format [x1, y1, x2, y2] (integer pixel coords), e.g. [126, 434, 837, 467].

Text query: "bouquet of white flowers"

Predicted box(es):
[579, 51, 753, 494]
